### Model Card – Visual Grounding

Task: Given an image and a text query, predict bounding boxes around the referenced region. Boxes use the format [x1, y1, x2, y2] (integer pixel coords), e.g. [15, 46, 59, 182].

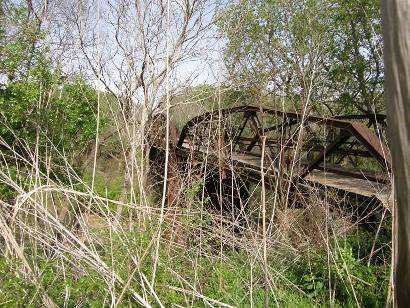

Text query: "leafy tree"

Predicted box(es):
[328, 0, 383, 113]
[0, 63, 100, 163]
[0, 1, 100, 201]
[217, 0, 384, 114]
[0, 1, 99, 158]
[0, 1, 42, 82]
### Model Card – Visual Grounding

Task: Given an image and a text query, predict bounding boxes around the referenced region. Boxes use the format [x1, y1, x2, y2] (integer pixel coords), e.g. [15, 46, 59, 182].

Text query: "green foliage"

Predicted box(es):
[83, 171, 124, 201]
[0, 257, 110, 307]
[218, 0, 332, 104]
[0, 229, 390, 307]
[0, 2, 100, 162]
[0, 164, 19, 201]
[46, 79, 100, 154]
[327, 0, 383, 113]
[0, 2, 43, 82]
[80, 169, 126, 216]
[287, 241, 390, 306]
[217, 0, 384, 114]
[0, 72, 100, 202]
[180, 181, 214, 248]
[0, 0, 101, 202]
[346, 223, 392, 264]
[0, 259, 37, 306]
[0, 75, 99, 155]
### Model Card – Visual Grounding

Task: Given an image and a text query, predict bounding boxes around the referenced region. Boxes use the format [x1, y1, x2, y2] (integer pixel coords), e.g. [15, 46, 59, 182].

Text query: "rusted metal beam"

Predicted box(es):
[176, 105, 391, 186]
[334, 113, 387, 126]
[299, 131, 351, 179]
[348, 122, 391, 168]
[264, 119, 298, 133]
[177, 106, 355, 148]
[246, 118, 297, 152]
[233, 113, 251, 149]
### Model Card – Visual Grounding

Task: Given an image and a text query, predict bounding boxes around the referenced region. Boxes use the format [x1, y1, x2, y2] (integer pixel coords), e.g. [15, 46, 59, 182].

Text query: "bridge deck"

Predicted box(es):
[305, 170, 390, 206]
[179, 143, 390, 207]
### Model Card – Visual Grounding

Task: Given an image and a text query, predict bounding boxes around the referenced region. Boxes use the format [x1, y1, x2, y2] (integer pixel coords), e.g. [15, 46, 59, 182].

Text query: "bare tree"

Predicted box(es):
[381, 0, 410, 305]
[46, 0, 215, 208]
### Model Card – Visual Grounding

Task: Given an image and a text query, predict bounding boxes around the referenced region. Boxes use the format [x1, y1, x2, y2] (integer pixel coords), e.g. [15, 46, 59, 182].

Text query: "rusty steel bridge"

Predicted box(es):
[151, 105, 392, 211]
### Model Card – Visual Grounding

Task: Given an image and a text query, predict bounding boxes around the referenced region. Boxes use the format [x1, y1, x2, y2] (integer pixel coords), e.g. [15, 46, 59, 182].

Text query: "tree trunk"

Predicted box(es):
[381, 0, 410, 305]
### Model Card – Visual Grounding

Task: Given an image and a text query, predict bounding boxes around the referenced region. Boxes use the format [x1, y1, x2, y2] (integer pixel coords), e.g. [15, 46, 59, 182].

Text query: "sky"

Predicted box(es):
[50, 0, 228, 93]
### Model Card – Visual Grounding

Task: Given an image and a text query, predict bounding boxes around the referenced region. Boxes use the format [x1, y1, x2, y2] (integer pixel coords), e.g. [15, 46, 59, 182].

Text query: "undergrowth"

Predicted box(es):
[0, 216, 390, 307]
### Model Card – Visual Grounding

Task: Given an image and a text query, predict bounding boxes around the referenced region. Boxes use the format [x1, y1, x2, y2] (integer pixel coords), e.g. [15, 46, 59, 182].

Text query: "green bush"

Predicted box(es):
[286, 241, 390, 306]
[0, 230, 390, 307]
[0, 76, 100, 157]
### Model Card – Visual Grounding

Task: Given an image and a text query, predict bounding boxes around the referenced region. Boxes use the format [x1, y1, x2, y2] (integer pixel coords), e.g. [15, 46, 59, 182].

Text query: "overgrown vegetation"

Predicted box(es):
[0, 213, 391, 307]
[0, 0, 392, 307]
